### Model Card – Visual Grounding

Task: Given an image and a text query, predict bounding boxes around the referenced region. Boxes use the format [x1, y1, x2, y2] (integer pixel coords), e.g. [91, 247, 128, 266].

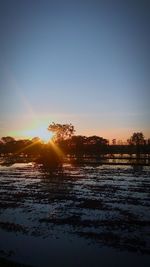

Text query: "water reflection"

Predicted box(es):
[0, 158, 150, 266]
[131, 164, 143, 174]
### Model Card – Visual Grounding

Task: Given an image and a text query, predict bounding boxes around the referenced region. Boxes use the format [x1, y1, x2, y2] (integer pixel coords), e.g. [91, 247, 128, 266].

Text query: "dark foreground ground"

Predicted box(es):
[0, 161, 150, 266]
[0, 257, 32, 267]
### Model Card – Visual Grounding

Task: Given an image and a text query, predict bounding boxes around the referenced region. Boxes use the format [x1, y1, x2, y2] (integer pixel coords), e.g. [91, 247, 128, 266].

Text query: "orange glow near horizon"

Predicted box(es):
[11, 125, 54, 143]
[5, 125, 150, 143]
[79, 128, 150, 142]
[4, 117, 150, 143]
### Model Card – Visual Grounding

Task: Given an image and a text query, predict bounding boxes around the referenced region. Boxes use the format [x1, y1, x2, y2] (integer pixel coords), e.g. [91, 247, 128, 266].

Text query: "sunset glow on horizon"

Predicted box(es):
[0, 1, 149, 141]
[6, 117, 150, 143]
[10, 123, 54, 143]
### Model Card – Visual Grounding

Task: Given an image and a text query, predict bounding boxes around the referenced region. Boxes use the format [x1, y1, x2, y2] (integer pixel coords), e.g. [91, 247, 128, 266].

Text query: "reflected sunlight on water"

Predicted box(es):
[0, 160, 150, 266]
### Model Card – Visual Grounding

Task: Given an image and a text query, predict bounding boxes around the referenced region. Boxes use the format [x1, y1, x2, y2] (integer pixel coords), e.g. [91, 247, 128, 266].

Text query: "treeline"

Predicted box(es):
[0, 134, 150, 157]
[0, 136, 63, 167]
[0, 137, 42, 156]
[57, 135, 150, 155]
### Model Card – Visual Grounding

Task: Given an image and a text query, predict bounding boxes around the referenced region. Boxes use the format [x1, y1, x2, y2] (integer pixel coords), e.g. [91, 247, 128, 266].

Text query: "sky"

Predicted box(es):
[0, 0, 150, 141]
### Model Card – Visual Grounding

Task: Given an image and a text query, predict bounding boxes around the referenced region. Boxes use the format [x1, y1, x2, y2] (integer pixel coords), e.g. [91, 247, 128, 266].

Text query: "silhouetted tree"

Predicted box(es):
[1, 136, 15, 143]
[68, 135, 87, 155]
[129, 132, 145, 146]
[48, 122, 75, 143]
[36, 144, 62, 169]
[86, 136, 108, 145]
[112, 139, 116, 145]
[62, 135, 109, 155]
[128, 132, 145, 155]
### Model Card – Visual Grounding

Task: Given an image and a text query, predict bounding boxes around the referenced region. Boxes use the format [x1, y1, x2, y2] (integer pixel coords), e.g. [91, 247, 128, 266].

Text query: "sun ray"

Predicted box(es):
[48, 139, 64, 158]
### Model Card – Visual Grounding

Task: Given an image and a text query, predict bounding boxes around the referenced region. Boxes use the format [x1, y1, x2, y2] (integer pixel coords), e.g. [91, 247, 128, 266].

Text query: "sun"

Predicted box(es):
[36, 128, 53, 143]
[17, 126, 53, 143]
[33, 127, 54, 143]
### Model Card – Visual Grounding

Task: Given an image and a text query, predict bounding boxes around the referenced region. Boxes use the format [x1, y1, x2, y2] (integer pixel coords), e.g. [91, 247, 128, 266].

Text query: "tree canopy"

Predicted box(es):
[129, 132, 145, 146]
[48, 122, 75, 142]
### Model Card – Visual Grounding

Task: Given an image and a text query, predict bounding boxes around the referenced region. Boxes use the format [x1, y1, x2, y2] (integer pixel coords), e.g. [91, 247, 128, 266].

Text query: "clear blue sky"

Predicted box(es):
[0, 0, 150, 141]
